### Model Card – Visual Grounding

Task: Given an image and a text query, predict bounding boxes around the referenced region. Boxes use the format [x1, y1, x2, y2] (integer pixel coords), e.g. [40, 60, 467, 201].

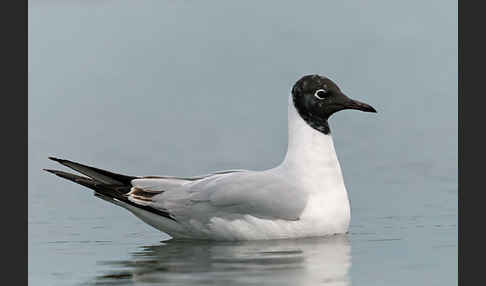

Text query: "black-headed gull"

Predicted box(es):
[45, 74, 376, 241]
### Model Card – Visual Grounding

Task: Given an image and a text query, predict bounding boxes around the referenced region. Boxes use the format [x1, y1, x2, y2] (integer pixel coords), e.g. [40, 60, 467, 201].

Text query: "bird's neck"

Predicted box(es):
[279, 96, 345, 190]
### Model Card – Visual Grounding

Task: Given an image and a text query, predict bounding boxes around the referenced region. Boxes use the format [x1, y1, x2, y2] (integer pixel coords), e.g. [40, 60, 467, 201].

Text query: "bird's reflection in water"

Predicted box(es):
[95, 234, 351, 286]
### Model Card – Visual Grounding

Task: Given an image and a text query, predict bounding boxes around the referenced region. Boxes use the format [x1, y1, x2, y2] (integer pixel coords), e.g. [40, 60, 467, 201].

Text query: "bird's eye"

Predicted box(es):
[314, 89, 328, 100]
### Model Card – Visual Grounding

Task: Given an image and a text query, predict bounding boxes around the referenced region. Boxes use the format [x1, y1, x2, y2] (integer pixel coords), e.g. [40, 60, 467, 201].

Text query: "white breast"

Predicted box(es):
[275, 95, 351, 234]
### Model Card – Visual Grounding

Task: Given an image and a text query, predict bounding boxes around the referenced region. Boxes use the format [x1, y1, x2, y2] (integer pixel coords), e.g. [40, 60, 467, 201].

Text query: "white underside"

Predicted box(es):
[126, 204, 349, 241]
[124, 95, 350, 240]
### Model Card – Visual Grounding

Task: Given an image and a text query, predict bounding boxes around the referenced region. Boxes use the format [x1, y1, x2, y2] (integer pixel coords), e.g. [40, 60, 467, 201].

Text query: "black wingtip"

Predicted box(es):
[43, 168, 56, 174]
[47, 156, 138, 185]
[43, 168, 177, 222]
[48, 156, 65, 163]
[43, 168, 71, 178]
[43, 168, 75, 178]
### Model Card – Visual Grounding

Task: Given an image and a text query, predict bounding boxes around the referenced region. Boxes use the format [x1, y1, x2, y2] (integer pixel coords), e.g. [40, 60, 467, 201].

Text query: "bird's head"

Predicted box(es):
[291, 74, 376, 134]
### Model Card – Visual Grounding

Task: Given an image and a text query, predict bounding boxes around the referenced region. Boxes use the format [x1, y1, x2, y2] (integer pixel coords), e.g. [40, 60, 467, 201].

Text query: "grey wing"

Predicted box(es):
[128, 170, 308, 221]
[185, 170, 308, 221]
[127, 170, 246, 205]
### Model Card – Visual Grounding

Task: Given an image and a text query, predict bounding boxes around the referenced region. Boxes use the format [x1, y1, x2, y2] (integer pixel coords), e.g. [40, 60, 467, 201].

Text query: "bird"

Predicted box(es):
[45, 74, 376, 241]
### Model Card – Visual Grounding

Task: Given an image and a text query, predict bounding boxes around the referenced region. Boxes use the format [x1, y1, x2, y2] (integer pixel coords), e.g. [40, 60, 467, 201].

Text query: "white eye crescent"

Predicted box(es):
[314, 89, 328, 100]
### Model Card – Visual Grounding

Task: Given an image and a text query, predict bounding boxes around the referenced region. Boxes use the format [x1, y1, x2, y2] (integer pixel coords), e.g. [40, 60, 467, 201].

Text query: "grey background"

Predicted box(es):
[29, 0, 457, 285]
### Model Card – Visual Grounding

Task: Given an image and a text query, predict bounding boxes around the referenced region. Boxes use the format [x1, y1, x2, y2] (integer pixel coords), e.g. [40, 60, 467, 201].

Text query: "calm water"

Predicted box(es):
[29, 0, 457, 285]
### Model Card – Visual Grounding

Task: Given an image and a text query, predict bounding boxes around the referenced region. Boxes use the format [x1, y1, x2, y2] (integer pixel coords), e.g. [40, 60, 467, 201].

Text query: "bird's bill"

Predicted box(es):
[343, 97, 377, 113]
